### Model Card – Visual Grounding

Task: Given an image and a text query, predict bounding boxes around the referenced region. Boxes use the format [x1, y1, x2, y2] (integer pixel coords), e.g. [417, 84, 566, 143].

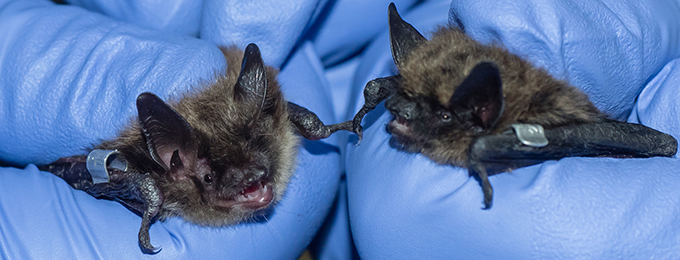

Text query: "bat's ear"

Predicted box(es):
[449, 62, 505, 130]
[388, 2, 427, 69]
[234, 43, 267, 128]
[137, 92, 197, 172]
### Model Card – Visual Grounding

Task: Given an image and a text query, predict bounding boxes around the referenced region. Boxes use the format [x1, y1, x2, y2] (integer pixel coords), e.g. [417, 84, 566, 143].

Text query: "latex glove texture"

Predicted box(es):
[0, 0, 342, 258]
[63, 0, 203, 36]
[346, 0, 680, 259]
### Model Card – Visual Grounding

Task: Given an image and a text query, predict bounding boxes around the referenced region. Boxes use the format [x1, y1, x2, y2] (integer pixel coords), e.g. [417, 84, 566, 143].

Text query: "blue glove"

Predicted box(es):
[200, 0, 328, 68]
[311, 0, 420, 66]
[0, 0, 342, 258]
[63, 0, 203, 36]
[346, 0, 680, 258]
[629, 59, 680, 145]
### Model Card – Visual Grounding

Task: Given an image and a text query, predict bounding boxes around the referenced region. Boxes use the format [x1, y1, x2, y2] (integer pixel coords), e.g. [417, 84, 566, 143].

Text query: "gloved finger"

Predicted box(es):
[309, 179, 358, 260]
[200, 0, 326, 68]
[628, 59, 680, 155]
[0, 0, 225, 166]
[311, 0, 420, 66]
[61, 0, 203, 36]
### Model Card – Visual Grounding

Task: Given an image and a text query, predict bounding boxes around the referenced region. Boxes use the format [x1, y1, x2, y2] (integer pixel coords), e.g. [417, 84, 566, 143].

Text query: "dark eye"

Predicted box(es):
[204, 174, 213, 183]
[440, 111, 452, 122]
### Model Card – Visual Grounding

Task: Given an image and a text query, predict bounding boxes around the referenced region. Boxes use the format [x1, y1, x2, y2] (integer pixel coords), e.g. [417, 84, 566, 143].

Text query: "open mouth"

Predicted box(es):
[213, 181, 274, 210]
[387, 116, 426, 152]
[387, 115, 412, 138]
[236, 181, 274, 209]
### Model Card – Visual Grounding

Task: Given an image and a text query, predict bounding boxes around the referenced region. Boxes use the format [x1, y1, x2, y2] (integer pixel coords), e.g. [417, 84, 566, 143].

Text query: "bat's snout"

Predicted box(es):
[385, 96, 416, 120]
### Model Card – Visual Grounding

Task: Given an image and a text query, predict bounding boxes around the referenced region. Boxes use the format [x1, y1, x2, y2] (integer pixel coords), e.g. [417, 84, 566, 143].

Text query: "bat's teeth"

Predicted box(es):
[246, 191, 259, 199]
[236, 194, 249, 202]
[239, 182, 265, 200]
[231, 182, 274, 209]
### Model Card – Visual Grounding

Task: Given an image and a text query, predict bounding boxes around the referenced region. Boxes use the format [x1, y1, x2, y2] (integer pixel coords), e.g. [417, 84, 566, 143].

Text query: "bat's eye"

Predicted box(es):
[440, 111, 452, 122]
[204, 174, 213, 183]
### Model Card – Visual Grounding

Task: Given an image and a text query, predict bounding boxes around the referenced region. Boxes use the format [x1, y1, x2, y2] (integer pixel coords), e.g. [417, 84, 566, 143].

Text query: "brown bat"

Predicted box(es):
[351, 3, 677, 209]
[39, 43, 353, 253]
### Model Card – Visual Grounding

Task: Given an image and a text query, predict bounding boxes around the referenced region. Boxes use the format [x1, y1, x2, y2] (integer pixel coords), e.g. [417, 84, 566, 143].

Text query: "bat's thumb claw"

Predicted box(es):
[355, 130, 363, 146]
[353, 124, 363, 142]
[139, 224, 161, 254]
[140, 242, 162, 254]
[482, 197, 493, 210]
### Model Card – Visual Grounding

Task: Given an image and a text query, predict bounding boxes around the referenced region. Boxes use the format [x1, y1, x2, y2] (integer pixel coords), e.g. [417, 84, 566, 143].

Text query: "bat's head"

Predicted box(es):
[136, 44, 297, 226]
[383, 3, 504, 166]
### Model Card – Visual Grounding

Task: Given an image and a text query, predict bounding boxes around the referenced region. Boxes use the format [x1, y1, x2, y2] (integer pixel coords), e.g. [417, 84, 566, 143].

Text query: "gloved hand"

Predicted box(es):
[346, 0, 680, 259]
[0, 0, 343, 258]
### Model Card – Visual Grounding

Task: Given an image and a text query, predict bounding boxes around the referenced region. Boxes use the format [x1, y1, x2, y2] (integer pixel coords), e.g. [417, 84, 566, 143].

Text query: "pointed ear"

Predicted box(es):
[388, 2, 427, 69]
[136, 92, 196, 171]
[234, 43, 268, 128]
[449, 62, 505, 129]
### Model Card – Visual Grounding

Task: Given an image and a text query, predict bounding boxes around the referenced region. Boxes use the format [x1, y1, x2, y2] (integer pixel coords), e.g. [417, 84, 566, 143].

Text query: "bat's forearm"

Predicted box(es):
[287, 102, 353, 141]
[468, 121, 678, 209]
[38, 156, 94, 190]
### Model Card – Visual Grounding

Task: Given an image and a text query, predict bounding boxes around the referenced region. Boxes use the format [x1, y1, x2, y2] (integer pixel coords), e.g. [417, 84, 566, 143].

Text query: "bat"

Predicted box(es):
[38, 43, 353, 253]
[351, 3, 678, 209]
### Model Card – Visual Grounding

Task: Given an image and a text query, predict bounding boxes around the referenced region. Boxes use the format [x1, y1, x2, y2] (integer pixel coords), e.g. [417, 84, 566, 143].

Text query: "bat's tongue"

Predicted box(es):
[242, 183, 262, 194]
[237, 182, 273, 209]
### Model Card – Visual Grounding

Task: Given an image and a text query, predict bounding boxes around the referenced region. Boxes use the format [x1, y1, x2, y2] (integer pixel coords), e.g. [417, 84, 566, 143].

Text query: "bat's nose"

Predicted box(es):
[246, 166, 267, 184]
[386, 97, 416, 120]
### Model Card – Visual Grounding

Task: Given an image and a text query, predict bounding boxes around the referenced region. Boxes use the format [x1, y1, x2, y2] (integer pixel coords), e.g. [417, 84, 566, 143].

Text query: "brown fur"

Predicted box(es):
[395, 26, 605, 166]
[98, 46, 299, 226]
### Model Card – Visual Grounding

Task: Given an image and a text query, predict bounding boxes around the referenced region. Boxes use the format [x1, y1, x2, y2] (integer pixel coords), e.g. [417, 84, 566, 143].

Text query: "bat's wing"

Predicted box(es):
[468, 120, 677, 209]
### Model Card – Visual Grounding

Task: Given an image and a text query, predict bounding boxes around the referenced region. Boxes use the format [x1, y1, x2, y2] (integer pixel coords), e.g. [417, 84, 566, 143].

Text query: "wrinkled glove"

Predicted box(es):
[345, 0, 680, 259]
[0, 0, 343, 258]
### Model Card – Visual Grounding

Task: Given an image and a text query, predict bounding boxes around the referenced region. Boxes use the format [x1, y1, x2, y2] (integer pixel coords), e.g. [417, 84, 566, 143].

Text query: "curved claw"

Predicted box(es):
[138, 200, 162, 254]
[468, 162, 494, 210]
[137, 174, 164, 254]
[481, 178, 493, 210]
[139, 228, 161, 254]
[352, 114, 365, 145]
[354, 127, 364, 145]
[482, 198, 493, 210]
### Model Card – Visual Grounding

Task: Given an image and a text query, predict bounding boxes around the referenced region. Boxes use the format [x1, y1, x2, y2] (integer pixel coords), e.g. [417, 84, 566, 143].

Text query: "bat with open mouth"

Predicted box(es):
[38, 43, 353, 253]
[351, 3, 677, 209]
